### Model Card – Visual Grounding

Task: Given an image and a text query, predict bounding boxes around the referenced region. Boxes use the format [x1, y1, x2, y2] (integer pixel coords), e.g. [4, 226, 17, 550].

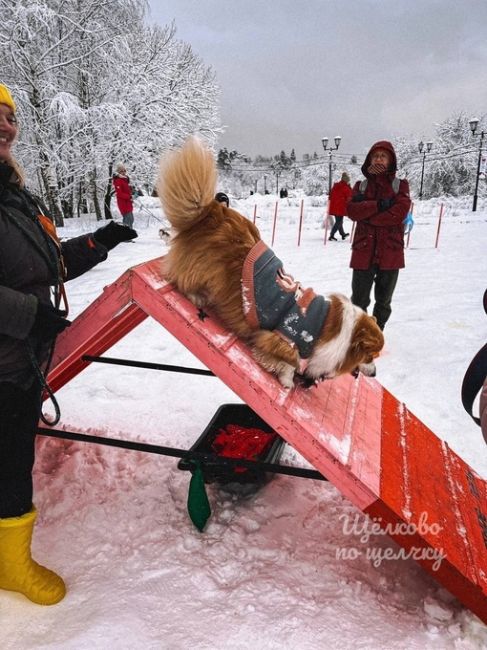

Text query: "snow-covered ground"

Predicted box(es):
[2, 195, 487, 649]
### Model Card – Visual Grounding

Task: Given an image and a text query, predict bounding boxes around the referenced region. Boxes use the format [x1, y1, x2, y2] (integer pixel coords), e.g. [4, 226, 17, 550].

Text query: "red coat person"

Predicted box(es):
[347, 141, 410, 270]
[112, 165, 133, 216]
[329, 175, 352, 216]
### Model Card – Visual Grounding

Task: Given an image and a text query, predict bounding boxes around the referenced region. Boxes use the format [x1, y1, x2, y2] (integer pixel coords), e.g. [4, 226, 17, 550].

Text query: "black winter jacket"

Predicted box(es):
[0, 162, 107, 386]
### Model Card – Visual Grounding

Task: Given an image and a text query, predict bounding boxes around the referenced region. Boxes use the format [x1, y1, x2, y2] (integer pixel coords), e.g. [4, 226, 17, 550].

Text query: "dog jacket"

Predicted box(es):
[241, 240, 329, 358]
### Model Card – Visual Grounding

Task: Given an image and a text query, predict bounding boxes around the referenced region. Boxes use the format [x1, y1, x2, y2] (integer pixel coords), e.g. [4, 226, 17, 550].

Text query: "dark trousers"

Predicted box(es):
[351, 266, 399, 330]
[122, 211, 134, 228]
[0, 380, 41, 518]
[329, 215, 347, 238]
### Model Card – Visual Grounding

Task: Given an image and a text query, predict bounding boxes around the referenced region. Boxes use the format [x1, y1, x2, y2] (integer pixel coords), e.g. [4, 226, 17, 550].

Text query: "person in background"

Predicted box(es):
[215, 191, 230, 207]
[328, 171, 352, 241]
[0, 83, 137, 606]
[112, 163, 134, 228]
[347, 141, 411, 372]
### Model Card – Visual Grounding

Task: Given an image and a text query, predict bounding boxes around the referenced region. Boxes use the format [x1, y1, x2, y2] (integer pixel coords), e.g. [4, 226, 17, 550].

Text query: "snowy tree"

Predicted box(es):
[217, 148, 232, 170]
[394, 113, 486, 199]
[427, 113, 485, 198]
[0, 0, 221, 223]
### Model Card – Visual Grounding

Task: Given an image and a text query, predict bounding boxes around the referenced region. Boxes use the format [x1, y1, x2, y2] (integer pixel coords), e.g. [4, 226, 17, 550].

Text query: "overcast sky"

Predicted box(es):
[147, 0, 487, 160]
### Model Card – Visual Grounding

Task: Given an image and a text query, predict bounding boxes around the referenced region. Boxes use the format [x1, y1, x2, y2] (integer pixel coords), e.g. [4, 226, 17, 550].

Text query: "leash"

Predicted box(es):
[133, 198, 170, 231]
[27, 339, 61, 426]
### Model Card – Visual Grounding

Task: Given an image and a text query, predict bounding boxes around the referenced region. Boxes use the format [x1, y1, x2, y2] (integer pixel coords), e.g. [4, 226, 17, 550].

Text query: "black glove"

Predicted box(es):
[352, 193, 366, 202]
[93, 222, 138, 251]
[378, 198, 395, 212]
[30, 301, 71, 342]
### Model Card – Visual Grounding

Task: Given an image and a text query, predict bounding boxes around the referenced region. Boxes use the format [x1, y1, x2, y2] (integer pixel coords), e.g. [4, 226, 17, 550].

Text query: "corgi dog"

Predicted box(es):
[157, 137, 383, 388]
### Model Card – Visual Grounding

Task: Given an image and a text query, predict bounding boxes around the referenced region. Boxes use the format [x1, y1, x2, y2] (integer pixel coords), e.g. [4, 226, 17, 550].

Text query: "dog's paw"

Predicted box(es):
[277, 364, 295, 389]
[296, 373, 332, 388]
[158, 229, 171, 244]
[295, 374, 316, 389]
[357, 361, 377, 377]
[188, 293, 207, 308]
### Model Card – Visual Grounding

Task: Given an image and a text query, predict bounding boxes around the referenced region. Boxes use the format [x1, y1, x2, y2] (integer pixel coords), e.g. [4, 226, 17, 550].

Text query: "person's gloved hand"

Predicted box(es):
[93, 222, 138, 251]
[368, 162, 387, 175]
[378, 198, 395, 212]
[403, 211, 414, 233]
[30, 301, 71, 342]
[352, 193, 366, 202]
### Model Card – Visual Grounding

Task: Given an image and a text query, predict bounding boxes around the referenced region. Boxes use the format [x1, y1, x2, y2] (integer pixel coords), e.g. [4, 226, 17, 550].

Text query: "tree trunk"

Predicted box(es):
[39, 161, 64, 227]
[31, 87, 64, 226]
[77, 181, 88, 218]
[104, 162, 114, 220]
[89, 169, 103, 221]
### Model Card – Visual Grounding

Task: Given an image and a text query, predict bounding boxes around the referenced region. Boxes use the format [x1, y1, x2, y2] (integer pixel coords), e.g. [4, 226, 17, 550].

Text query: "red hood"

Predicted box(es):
[361, 140, 397, 177]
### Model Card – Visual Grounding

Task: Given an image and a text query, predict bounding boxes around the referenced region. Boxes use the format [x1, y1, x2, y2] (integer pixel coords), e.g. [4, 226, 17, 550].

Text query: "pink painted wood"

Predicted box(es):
[48, 256, 487, 623]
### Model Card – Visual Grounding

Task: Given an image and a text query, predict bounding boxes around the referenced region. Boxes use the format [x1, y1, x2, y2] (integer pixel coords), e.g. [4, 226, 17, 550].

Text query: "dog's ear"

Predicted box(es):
[352, 320, 384, 361]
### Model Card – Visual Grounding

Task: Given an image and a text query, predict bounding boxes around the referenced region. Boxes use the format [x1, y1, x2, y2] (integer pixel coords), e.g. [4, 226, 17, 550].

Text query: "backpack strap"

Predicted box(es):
[462, 289, 487, 426]
[462, 344, 487, 425]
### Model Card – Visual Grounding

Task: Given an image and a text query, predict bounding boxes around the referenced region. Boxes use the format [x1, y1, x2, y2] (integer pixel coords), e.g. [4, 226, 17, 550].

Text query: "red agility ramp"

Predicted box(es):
[47, 257, 487, 623]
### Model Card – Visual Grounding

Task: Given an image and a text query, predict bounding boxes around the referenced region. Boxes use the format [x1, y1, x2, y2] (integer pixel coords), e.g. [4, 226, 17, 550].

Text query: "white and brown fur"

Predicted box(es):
[157, 137, 384, 388]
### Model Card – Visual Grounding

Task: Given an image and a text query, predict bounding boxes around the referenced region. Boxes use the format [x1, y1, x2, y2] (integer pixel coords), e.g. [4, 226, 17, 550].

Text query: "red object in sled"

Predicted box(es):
[212, 424, 277, 472]
[47, 256, 487, 623]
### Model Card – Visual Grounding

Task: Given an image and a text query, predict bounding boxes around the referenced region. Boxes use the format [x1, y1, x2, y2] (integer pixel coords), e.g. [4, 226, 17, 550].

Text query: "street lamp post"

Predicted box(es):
[292, 166, 299, 189]
[469, 118, 485, 212]
[418, 140, 433, 200]
[271, 162, 283, 196]
[321, 135, 341, 195]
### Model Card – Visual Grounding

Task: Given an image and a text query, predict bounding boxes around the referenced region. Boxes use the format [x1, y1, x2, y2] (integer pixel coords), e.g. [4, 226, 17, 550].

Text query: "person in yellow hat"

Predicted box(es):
[0, 83, 137, 605]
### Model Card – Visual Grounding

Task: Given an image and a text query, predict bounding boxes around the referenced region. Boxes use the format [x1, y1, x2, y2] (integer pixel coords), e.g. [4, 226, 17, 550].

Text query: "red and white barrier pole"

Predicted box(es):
[323, 200, 330, 246]
[253, 204, 257, 224]
[435, 203, 444, 249]
[271, 201, 278, 246]
[350, 221, 356, 247]
[297, 199, 304, 247]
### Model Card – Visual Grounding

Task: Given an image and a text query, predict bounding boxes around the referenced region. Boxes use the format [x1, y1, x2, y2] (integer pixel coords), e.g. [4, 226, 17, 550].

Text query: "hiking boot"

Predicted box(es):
[328, 236, 337, 241]
[342, 233, 349, 240]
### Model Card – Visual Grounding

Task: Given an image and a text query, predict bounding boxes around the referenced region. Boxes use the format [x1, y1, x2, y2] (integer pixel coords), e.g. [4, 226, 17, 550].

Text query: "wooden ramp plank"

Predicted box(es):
[47, 257, 487, 623]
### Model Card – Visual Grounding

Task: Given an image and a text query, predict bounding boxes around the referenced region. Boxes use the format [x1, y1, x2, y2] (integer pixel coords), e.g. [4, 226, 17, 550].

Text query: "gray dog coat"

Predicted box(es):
[241, 241, 329, 359]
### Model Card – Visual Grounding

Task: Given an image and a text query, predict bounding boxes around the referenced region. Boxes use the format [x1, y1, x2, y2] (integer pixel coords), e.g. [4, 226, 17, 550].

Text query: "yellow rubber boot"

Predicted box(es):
[0, 508, 66, 605]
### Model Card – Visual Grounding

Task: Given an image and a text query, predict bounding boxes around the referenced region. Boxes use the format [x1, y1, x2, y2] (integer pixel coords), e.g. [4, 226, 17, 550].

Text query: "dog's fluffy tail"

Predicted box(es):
[156, 136, 217, 232]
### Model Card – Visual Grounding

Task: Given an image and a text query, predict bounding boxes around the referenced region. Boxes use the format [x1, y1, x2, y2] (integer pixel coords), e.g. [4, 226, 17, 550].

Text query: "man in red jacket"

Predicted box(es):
[328, 171, 352, 240]
[112, 163, 134, 228]
[347, 141, 411, 335]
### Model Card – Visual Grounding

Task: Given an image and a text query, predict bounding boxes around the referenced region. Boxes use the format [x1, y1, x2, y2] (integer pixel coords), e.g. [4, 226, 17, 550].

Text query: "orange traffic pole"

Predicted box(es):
[323, 200, 330, 246]
[271, 201, 278, 246]
[435, 203, 444, 249]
